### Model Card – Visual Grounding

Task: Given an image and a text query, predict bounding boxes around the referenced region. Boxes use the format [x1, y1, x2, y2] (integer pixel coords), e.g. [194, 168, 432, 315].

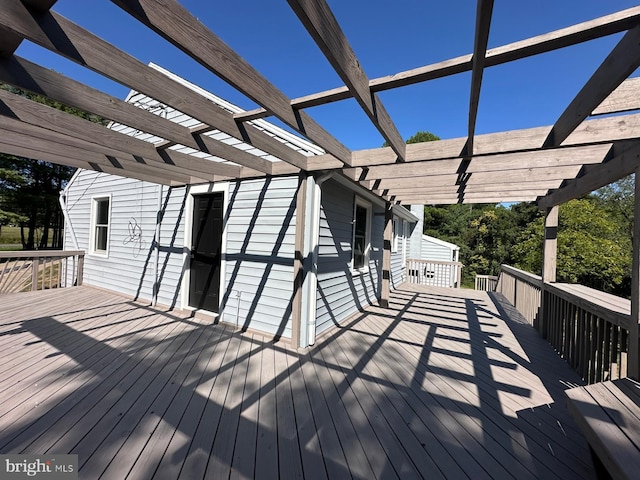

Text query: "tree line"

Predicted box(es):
[423, 177, 633, 297]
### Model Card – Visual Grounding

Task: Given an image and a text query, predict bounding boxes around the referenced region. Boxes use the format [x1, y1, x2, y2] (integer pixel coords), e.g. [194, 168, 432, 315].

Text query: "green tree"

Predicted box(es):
[513, 197, 631, 294]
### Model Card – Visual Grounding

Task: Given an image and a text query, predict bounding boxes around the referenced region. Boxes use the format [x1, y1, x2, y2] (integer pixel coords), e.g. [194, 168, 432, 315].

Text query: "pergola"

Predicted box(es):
[1, 1, 640, 360]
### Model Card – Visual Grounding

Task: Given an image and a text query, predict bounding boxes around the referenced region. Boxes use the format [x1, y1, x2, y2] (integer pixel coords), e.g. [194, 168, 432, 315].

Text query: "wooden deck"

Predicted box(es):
[0, 285, 595, 479]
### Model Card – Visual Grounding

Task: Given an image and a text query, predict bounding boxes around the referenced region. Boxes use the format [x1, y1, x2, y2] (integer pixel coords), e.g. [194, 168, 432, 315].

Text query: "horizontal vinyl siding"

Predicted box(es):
[390, 218, 407, 289]
[421, 239, 455, 262]
[221, 176, 297, 338]
[315, 180, 383, 336]
[63, 171, 186, 307]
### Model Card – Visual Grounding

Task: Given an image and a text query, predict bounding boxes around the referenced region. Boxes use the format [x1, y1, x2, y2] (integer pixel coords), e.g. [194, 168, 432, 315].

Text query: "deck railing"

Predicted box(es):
[406, 259, 462, 288]
[495, 264, 630, 383]
[0, 250, 84, 294]
[475, 274, 498, 292]
[496, 265, 542, 328]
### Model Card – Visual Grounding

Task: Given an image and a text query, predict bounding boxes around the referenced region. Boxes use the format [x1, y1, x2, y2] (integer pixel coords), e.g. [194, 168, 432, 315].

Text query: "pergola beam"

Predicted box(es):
[0, 2, 313, 171]
[592, 76, 640, 115]
[0, 88, 247, 180]
[111, 0, 353, 167]
[344, 144, 612, 181]
[538, 141, 640, 208]
[545, 24, 640, 147]
[467, 0, 494, 155]
[235, 5, 640, 121]
[287, 0, 405, 160]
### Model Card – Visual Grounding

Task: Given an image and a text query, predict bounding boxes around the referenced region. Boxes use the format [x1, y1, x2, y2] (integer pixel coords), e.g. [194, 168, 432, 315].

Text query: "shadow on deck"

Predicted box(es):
[0, 284, 595, 479]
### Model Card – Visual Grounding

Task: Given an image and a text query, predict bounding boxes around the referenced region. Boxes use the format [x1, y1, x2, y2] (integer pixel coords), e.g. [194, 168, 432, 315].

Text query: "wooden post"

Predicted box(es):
[629, 168, 640, 379]
[31, 256, 39, 291]
[540, 205, 558, 338]
[76, 253, 84, 286]
[380, 202, 393, 308]
[291, 172, 308, 349]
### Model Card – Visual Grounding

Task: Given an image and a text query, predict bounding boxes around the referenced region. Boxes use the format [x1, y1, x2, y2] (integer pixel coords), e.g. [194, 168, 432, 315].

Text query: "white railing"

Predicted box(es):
[406, 259, 463, 288]
[0, 250, 84, 294]
[475, 274, 498, 291]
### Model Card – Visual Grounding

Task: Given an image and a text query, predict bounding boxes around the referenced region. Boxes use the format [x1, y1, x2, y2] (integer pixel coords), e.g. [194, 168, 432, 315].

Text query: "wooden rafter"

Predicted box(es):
[539, 141, 640, 208]
[545, 24, 640, 147]
[235, 6, 640, 121]
[467, 0, 494, 156]
[0, 1, 312, 171]
[287, 0, 406, 160]
[344, 144, 612, 182]
[592, 76, 640, 115]
[111, 0, 353, 166]
[0, 88, 249, 180]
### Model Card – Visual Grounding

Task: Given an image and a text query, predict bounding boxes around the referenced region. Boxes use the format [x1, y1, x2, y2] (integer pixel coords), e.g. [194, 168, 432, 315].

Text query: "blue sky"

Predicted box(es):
[15, 0, 640, 151]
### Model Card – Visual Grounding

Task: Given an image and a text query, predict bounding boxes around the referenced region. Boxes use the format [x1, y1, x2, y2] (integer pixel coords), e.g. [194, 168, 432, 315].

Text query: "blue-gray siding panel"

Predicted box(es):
[222, 177, 297, 338]
[65, 172, 298, 338]
[63, 171, 186, 307]
[315, 180, 383, 336]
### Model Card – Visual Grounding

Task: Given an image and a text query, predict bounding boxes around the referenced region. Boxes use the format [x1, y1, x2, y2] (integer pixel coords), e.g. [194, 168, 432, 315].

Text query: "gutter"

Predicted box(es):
[59, 191, 79, 250]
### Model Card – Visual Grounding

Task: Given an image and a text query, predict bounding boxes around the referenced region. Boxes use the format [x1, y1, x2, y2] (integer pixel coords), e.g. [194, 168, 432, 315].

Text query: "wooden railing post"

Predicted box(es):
[31, 256, 39, 291]
[629, 168, 640, 379]
[76, 253, 84, 287]
[541, 205, 558, 338]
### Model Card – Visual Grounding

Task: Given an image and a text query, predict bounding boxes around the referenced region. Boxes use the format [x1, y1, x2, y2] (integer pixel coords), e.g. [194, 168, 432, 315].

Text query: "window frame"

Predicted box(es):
[391, 218, 399, 253]
[351, 197, 372, 274]
[89, 195, 111, 257]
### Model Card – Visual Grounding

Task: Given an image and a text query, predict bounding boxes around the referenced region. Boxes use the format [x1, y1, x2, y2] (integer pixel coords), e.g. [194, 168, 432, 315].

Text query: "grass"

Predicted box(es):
[0, 226, 22, 244]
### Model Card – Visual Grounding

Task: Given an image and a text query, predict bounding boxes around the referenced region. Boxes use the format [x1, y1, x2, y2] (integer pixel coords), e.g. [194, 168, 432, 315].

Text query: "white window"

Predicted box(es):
[352, 198, 371, 272]
[90, 196, 111, 255]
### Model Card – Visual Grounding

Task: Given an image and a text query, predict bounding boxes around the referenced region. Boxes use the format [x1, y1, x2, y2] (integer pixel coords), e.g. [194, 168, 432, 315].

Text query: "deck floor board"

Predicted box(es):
[0, 285, 595, 479]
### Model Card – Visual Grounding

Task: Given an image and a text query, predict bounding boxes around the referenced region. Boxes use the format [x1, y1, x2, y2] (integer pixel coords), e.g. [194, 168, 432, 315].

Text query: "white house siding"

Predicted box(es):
[315, 180, 383, 336]
[421, 237, 456, 262]
[221, 176, 297, 339]
[390, 217, 406, 289]
[64, 171, 297, 339]
[63, 170, 186, 306]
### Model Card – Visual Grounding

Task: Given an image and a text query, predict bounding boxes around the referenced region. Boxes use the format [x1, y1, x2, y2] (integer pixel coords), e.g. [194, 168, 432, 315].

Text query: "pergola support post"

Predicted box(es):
[540, 205, 558, 338]
[629, 168, 640, 379]
[292, 171, 308, 349]
[380, 202, 393, 308]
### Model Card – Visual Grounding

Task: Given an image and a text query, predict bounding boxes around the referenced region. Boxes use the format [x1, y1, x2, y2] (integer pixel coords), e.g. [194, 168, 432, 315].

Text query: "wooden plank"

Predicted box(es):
[0, 88, 245, 179]
[566, 383, 640, 480]
[287, 0, 405, 160]
[375, 180, 562, 195]
[22, 0, 58, 11]
[0, 55, 199, 150]
[113, 325, 229, 480]
[0, 116, 194, 185]
[344, 144, 612, 181]
[546, 25, 640, 147]
[234, 6, 640, 117]
[0, 3, 311, 170]
[255, 341, 279, 479]
[467, 0, 494, 155]
[111, 0, 353, 166]
[0, 27, 23, 57]
[593, 77, 640, 115]
[283, 346, 328, 480]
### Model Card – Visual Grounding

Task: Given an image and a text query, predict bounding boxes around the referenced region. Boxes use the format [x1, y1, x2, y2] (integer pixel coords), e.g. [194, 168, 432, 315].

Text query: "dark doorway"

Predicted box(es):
[189, 192, 223, 312]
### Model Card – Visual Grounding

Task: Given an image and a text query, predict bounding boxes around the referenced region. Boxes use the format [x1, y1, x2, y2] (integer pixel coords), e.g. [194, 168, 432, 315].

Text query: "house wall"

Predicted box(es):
[63, 170, 187, 307]
[315, 179, 384, 336]
[221, 176, 296, 339]
[64, 171, 296, 338]
[421, 237, 456, 262]
[390, 218, 407, 289]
